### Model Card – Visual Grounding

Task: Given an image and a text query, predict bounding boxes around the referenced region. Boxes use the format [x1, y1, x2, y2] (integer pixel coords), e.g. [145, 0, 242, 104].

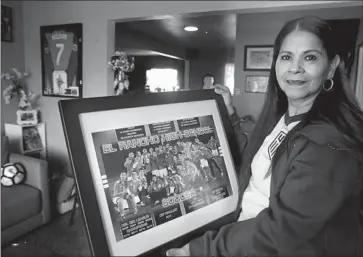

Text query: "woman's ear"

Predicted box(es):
[328, 55, 340, 79]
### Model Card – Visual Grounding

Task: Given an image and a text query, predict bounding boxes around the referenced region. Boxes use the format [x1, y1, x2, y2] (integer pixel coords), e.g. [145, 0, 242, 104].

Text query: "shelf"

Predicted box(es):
[4, 123, 47, 160]
[23, 148, 45, 154]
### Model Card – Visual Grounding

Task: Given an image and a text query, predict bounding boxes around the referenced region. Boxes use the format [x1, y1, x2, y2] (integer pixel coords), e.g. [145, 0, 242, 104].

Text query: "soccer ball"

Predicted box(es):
[1, 163, 26, 187]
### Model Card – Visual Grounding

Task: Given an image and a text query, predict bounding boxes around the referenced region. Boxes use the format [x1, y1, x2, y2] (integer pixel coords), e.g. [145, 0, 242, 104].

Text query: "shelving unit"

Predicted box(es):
[4, 123, 47, 160]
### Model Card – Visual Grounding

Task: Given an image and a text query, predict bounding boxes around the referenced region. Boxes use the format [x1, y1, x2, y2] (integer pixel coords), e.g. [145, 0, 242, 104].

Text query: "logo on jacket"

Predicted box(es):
[268, 131, 287, 159]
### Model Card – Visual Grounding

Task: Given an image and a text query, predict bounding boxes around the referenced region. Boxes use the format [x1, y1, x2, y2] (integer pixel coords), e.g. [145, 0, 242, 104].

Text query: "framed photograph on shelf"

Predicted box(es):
[1, 5, 13, 42]
[16, 110, 38, 125]
[59, 90, 240, 257]
[40, 23, 82, 98]
[22, 126, 44, 152]
[244, 45, 274, 71]
[245, 75, 269, 93]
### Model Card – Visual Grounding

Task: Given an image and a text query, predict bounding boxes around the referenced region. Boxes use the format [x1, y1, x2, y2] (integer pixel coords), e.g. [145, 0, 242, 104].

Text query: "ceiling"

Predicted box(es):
[116, 13, 236, 51]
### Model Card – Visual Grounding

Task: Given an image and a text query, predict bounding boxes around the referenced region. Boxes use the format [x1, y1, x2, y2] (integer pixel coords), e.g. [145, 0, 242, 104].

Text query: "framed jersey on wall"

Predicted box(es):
[40, 23, 82, 98]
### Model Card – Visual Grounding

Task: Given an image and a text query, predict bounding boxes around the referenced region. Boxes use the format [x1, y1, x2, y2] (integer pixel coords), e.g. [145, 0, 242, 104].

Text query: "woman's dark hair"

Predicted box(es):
[238, 16, 363, 187]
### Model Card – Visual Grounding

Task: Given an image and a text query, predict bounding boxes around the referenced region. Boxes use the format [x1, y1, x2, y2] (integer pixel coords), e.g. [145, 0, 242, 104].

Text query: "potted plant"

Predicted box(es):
[1, 68, 39, 125]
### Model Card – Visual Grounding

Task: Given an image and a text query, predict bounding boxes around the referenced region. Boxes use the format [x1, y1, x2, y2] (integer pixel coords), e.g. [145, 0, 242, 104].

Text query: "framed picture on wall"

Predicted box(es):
[40, 23, 83, 98]
[58, 90, 240, 257]
[245, 75, 269, 93]
[244, 45, 274, 71]
[1, 5, 13, 42]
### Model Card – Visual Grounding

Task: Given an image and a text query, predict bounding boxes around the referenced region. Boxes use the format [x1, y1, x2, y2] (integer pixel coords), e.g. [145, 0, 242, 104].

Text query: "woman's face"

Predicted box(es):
[275, 30, 338, 103]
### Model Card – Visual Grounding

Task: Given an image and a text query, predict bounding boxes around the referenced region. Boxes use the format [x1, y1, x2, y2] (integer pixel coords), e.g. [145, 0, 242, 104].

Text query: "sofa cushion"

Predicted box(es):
[1, 184, 41, 230]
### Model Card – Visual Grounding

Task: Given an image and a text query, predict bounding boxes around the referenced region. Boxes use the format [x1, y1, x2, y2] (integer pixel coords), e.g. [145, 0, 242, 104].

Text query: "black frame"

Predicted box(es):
[59, 90, 240, 257]
[243, 45, 274, 71]
[1, 5, 13, 42]
[40, 23, 83, 98]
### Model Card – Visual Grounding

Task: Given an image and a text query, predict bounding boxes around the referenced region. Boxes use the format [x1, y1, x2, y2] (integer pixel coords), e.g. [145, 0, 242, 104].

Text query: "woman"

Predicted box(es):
[167, 16, 363, 256]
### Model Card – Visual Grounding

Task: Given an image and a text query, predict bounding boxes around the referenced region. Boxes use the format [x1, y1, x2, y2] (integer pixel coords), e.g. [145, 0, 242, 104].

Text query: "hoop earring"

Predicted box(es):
[323, 78, 334, 92]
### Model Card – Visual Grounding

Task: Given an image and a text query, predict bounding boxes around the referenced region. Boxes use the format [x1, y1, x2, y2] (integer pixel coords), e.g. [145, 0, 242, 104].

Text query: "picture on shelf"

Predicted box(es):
[16, 110, 38, 125]
[22, 126, 43, 152]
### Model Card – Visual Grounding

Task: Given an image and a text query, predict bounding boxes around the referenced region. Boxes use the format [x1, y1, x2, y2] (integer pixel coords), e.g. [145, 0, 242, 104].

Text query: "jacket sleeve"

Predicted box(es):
[189, 141, 361, 257]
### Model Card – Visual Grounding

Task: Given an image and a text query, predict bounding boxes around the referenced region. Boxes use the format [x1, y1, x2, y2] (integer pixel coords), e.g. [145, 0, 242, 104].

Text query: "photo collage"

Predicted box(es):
[92, 115, 233, 242]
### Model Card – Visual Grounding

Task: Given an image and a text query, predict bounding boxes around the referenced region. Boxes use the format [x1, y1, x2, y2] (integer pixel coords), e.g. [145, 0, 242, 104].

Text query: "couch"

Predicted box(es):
[1, 136, 51, 246]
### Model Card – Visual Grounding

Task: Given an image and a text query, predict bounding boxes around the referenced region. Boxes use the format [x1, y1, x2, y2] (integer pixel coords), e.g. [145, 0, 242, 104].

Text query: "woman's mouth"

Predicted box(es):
[286, 80, 307, 86]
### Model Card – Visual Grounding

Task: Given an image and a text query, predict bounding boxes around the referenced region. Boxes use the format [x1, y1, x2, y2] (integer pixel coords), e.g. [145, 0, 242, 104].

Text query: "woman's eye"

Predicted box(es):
[305, 55, 317, 61]
[280, 55, 291, 60]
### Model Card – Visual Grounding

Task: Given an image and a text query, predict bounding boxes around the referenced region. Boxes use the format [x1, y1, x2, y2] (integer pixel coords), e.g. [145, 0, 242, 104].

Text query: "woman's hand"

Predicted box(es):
[213, 84, 235, 115]
[166, 243, 190, 256]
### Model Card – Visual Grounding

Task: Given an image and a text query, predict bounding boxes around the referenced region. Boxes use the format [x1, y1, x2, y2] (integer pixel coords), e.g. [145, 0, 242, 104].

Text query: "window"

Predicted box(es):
[146, 68, 179, 92]
[224, 63, 235, 94]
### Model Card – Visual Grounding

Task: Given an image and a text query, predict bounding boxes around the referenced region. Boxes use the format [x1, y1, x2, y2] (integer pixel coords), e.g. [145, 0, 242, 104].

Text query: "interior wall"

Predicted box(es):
[115, 25, 186, 59]
[20, 1, 361, 176]
[234, 6, 363, 120]
[188, 48, 235, 89]
[1, 1, 25, 131]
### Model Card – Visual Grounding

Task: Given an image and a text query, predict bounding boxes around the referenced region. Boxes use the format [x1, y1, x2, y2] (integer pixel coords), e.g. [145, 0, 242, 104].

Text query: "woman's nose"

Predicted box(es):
[288, 59, 304, 73]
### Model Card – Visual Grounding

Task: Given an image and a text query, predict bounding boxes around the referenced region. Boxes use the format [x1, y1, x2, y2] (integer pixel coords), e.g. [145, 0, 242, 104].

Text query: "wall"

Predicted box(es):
[188, 48, 235, 89]
[115, 25, 186, 60]
[20, 1, 361, 176]
[1, 1, 25, 130]
[234, 6, 363, 119]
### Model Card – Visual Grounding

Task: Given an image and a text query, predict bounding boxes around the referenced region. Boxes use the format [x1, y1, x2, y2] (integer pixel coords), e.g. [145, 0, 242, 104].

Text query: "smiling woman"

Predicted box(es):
[167, 16, 363, 257]
[275, 30, 340, 115]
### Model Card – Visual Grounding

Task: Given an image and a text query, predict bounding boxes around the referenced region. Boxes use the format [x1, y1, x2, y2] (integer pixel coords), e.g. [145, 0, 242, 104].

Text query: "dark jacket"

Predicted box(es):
[189, 115, 363, 257]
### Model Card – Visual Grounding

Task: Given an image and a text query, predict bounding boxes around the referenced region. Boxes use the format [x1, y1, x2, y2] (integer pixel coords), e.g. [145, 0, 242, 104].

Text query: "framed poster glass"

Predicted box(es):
[59, 90, 239, 256]
[40, 23, 82, 98]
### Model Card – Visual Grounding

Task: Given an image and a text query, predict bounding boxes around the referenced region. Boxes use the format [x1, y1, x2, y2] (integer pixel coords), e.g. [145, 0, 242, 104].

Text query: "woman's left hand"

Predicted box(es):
[166, 243, 190, 256]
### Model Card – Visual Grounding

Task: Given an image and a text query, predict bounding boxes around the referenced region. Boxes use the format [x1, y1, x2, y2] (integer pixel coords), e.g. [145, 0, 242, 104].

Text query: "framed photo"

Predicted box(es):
[244, 45, 274, 71]
[245, 75, 269, 93]
[22, 126, 43, 152]
[40, 23, 82, 98]
[59, 90, 240, 257]
[16, 110, 38, 125]
[1, 5, 13, 42]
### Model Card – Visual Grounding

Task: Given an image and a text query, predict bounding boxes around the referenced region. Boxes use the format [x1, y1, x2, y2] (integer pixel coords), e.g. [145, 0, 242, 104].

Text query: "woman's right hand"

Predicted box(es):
[213, 84, 235, 115]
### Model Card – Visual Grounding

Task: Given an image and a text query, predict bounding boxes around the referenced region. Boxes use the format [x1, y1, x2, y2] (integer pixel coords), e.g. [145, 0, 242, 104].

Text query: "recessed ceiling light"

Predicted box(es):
[184, 26, 198, 32]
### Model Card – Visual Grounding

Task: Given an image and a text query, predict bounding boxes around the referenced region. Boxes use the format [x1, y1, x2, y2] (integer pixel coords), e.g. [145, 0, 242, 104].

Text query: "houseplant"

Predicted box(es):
[1, 68, 39, 124]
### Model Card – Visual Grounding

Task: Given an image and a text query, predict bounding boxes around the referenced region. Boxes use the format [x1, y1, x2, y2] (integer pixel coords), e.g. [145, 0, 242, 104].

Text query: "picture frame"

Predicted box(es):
[1, 5, 13, 42]
[40, 23, 83, 98]
[22, 126, 43, 152]
[244, 45, 274, 71]
[245, 75, 269, 93]
[59, 90, 240, 257]
[16, 110, 38, 125]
